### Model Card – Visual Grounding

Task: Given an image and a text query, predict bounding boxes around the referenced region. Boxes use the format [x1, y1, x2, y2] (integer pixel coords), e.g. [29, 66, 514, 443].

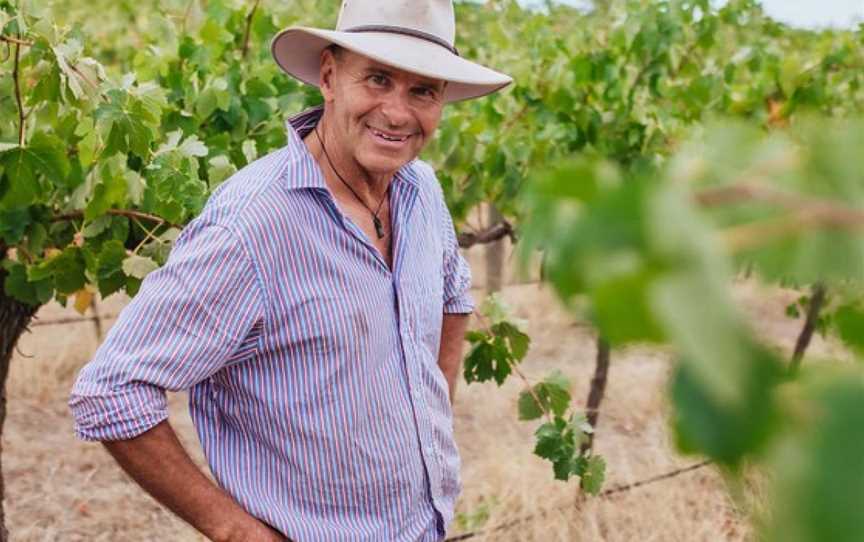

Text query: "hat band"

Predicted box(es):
[344, 25, 460, 56]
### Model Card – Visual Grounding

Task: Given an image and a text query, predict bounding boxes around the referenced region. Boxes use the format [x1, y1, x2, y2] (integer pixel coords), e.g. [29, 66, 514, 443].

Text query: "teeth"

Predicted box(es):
[371, 128, 408, 142]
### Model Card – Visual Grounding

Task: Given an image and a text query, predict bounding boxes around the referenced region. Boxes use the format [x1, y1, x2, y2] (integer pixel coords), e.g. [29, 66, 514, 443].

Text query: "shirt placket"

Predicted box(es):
[389, 180, 445, 513]
[318, 175, 444, 513]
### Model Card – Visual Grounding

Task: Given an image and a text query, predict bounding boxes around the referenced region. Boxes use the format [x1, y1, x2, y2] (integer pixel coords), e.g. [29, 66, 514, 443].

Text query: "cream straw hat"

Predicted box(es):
[271, 0, 513, 103]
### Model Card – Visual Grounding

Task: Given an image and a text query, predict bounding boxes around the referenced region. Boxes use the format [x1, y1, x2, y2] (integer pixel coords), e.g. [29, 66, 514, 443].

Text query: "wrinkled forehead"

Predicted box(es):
[330, 48, 447, 90]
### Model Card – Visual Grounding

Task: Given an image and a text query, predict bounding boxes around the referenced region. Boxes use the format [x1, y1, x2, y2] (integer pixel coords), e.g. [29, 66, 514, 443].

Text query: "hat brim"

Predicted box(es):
[271, 27, 513, 103]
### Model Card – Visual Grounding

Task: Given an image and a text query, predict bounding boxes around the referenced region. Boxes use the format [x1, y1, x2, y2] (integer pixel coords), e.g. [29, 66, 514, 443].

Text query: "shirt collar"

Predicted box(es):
[281, 105, 421, 191]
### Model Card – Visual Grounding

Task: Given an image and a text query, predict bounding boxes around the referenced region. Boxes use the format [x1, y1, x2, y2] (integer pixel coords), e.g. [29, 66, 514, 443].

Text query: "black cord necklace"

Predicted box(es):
[313, 126, 389, 240]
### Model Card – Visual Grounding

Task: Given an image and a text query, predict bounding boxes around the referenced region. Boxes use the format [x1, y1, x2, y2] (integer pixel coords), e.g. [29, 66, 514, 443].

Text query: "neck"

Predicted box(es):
[304, 115, 392, 203]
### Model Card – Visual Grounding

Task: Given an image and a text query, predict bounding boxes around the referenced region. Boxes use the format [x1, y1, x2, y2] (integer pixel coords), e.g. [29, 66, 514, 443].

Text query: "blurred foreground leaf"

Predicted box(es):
[763, 372, 864, 542]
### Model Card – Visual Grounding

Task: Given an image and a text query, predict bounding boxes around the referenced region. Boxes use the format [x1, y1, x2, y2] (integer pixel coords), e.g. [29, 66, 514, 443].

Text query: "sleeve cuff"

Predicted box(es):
[444, 292, 476, 314]
[69, 384, 169, 442]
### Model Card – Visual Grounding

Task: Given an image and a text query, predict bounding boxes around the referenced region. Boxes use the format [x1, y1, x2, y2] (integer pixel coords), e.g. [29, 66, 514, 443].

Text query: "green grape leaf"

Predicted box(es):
[178, 136, 208, 159]
[592, 269, 665, 345]
[96, 240, 127, 298]
[95, 88, 161, 159]
[142, 149, 207, 224]
[671, 347, 784, 467]
[85, 157, 128, 220]
[139, 227, 179, 265]
[199, 19, 233, 48]
[125, 169, 147, 206]
[518, 370, 572, 420]
[533, 416, 586, 481]
[122, 254, 158, 279]
[832, 303, 864, 356]
[83, 215, 113, 238]
[0, 133, 70, 206]
[126, 275, 143, 297]
[580, 455, 606, 496]
[156, 130, 209, 158]
[27, 254, 58, 282]
[3, 261, 51, 306]
[23, 246, 85, 297]
[492, 321, 530, 361]
[208, 155, 236, 188]
[23, 222, 48, 256]
[464, 330, 486, 342]
[518, 391, 545, 421]
[463, 335, 509, 385]
[242, 139, 258, 163]
[464, 318, 530, 386]
[195, 77, 231, 119]
[78, 129, 100, 168]
[52, 39, 103, 102]
[53, 247, 87, 294]
[763, 375, 864, 542]
[30, 48, 62, 105]
[534, 418, 570, 460]
[0, 208, 32, 244]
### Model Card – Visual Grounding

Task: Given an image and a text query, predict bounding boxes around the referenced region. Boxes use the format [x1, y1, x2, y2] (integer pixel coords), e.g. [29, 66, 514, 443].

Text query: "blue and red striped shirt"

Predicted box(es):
[69, 106, 475, 541]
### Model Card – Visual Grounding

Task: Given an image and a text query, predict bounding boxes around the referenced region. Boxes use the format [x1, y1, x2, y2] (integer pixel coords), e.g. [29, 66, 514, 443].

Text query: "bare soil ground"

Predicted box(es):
[3, 275, 842, 541]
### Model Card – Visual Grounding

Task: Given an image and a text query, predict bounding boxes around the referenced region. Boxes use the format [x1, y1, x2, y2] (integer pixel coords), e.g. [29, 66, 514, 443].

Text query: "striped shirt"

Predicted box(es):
[69, 106, 475, 541]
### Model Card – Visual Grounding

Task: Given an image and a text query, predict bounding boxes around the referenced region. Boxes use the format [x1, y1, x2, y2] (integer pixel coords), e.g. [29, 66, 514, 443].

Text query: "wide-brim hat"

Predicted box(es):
[271, 0, 513, 103]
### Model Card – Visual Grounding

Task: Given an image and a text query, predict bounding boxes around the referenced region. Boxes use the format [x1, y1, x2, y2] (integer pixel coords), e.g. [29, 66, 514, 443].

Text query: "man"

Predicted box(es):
[69, 1, 511, 541]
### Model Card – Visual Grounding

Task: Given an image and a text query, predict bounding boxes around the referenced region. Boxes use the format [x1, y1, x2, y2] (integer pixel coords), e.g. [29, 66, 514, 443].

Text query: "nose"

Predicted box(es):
[379, 91, 413, 129]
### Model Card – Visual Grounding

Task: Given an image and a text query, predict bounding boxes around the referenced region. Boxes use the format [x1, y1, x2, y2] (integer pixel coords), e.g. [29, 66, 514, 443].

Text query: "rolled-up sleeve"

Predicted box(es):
[437, 185, 475, 315]
[69, 220, 265, 441]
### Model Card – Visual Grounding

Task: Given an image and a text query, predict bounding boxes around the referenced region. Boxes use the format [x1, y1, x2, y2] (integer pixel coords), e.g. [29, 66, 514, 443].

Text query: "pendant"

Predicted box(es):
[373, 216, 385, 239]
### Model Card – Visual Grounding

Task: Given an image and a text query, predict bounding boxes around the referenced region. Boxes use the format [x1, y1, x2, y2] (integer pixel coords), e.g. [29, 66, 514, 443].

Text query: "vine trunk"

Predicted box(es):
[0, 246, 40, 542]
[790, 282, 827, 371]
[581, 337, 610, 456]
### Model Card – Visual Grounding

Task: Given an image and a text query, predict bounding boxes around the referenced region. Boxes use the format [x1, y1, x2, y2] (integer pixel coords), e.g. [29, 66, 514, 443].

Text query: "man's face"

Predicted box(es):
[319, 48, 446, 177]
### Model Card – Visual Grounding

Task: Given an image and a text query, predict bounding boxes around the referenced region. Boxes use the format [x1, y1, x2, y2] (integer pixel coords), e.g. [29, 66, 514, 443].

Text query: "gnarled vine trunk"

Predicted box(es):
[0, 246, 40, 542]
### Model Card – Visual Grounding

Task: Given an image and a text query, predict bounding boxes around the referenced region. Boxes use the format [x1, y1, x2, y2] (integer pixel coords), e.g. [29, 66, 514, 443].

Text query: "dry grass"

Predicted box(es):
[3, 273, 839, 541]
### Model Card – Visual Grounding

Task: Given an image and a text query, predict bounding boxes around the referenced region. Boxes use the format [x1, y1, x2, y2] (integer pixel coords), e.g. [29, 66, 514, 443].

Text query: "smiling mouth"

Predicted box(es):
[367, 125, 413, 143]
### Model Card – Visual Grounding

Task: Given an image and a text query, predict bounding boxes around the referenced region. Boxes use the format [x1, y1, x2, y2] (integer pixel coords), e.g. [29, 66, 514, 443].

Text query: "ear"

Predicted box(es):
[319, 48, 338, 103]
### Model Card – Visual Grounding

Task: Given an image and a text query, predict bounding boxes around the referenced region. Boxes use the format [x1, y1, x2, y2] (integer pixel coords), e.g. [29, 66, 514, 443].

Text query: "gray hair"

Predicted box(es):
[325, 43, 344, 61]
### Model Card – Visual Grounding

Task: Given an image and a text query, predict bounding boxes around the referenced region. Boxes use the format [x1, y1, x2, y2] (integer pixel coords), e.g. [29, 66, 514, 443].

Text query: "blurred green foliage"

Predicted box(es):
[519, 110, 864, 541]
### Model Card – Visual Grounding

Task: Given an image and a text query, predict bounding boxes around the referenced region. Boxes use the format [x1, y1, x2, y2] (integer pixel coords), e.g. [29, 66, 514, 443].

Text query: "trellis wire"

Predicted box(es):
[444, 460, 713, 542]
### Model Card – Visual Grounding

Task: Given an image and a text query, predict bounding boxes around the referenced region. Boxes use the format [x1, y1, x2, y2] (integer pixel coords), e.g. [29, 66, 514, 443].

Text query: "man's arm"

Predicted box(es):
[438, 313, 471, 404]
[69, 222, 273, 539]
[103, 421, 285, 542]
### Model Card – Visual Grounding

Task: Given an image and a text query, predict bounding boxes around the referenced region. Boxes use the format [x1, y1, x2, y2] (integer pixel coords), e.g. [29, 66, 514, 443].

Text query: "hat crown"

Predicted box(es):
[335, 0, 456, 46]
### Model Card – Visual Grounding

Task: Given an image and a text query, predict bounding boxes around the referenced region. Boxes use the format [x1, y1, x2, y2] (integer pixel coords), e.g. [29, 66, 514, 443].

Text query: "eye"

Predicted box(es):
[414, 87, 439, 100]
[368, 74, 389, 87]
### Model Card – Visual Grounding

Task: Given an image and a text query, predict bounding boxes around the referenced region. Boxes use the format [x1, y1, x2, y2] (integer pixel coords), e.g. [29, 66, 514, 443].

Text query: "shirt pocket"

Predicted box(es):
[222, 317, 265, 368]
[401, 239, 445, 359]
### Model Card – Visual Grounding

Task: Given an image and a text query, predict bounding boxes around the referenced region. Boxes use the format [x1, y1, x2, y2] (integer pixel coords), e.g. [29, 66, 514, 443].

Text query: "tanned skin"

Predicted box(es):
[439, 313, 470, 404]
[103, 423, 286, 542]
